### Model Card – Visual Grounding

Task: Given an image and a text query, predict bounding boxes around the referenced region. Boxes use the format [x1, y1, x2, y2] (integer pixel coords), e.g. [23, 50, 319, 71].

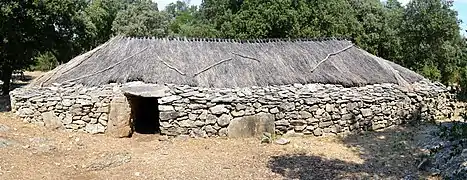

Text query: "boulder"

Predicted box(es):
[106, 96, 132, 138]
[42, 111, 64, 130]
[227, 112, 275, 138]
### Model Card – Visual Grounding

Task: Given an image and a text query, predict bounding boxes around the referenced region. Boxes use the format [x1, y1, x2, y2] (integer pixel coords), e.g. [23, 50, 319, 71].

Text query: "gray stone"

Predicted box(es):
[210, 105, 229, 115]
[219, 128, 228, 136]
[283, 130, 303, 137]
[270, 107, 280, 114]
[188, 113, 198, 120]
[179, 120, 195, 128]
[204, 125, 217, 134]
[159, 95, 182, 104]
[361, 109, 373, 117]
[76, 99, 93, 106]
[206, 114, 217, 125]
[235, 104, 247, 110]
[319, 121, 332, 128]
[98, 113, 108, 121]
[313, 129, 323, 136]
[341, 114, 353, 120]
[306, 118, 319, 124]
[279, 102, 295, 111]
[290, 119, 307, 125]
[122, 82, 169, 97]
[160, 122, 173, 128]
[160, 111, 179, 121]
[159, 105, 175, 112]
[231, 110, 245, 117]
[211, 96, 235, 103]
[194, 120, 205, 127]
[198, 110, 208, 120]
[275, 138, 291, 145]
[299, 111, 313, 119]
[106, 96, 132, 138]
[217, 114, 233, 127]
[18, 108, 34, 116]
[315, 108, 325, 116]
[74, 120, 86, 125]
[42, 111, 64, 130]
[188, 104, 207, 110]
[62, 99, 73, 107]
[275, 120, 290, 126]
[85, 123, 106, 134]
[294, 125, 307, 131]
[304, 98, 319, 105]
[325, 104, 335, 112]
[227, 113, 275, 138]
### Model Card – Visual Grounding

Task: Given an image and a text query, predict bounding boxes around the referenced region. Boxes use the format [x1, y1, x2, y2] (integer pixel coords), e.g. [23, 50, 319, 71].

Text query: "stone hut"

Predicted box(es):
[9, 37, 461, 138]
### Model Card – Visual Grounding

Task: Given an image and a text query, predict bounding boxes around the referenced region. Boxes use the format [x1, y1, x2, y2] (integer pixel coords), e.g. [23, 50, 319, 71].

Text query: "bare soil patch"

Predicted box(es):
[0, 112, 440, 180]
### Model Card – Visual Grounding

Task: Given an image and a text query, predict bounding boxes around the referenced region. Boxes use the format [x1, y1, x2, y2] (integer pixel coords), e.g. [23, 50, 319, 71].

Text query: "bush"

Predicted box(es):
[421, 64, 441, 81]
[459, 67, 467, 96]
[31, 52, 59, 71]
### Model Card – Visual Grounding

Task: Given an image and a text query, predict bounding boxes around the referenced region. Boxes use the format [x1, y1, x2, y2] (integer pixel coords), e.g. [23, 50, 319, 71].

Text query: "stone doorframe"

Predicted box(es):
[106, 82, 169, 138]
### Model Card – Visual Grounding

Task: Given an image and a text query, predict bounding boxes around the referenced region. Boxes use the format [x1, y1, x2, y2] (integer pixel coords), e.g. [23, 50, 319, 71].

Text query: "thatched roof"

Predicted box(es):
[32, 36, 424, 88]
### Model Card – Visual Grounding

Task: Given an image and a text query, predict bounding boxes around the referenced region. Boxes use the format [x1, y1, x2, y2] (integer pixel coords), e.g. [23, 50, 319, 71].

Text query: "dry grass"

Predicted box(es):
[0, 111, 440, 180]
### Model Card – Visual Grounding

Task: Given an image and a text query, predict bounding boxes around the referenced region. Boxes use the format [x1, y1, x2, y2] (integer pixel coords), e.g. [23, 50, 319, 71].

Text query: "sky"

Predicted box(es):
[154, 0, 467, 36]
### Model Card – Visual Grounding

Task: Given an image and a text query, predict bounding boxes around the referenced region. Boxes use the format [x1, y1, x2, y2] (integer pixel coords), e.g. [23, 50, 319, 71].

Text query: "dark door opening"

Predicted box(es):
[127, 95, 160, 134]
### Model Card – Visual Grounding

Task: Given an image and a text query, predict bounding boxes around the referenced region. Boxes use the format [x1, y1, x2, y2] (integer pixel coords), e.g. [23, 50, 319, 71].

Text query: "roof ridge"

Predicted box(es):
[122, 36, 353, 43]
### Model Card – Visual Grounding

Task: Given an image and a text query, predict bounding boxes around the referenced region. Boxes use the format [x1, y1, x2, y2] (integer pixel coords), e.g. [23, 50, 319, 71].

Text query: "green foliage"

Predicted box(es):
[112, 0, 170, 37]
[421, 64, 442, 81]
[1, 0, 466, 95]
[400, 0, 463, 84]
[439, 117, 467, 141]
[459, 66, 467, 96]
[84, 0, 128, 46]
[31, 52, 59, 72]
[0, 0, 89, 94]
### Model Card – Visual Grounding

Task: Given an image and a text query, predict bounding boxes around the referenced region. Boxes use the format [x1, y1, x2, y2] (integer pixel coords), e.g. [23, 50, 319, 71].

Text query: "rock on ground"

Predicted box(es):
[86, 152, 131, 171]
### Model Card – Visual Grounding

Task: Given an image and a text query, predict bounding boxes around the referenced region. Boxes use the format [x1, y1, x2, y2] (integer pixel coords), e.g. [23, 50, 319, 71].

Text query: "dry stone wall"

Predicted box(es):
[10, 83, 115, 134]
[156, 81, 459, 137]
[9, 81, 463, 138]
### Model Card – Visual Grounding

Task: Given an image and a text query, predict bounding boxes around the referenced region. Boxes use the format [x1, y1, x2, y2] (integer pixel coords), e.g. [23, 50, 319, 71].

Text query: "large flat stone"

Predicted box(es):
[42, 111, 64, 130]
[106, 96, 132, 138]
[121, 82, 169, 98]
[227, 112, 275, 138]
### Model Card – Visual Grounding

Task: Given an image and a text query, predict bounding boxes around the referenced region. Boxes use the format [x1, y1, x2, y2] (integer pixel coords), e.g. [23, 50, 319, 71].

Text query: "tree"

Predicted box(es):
[379, 0, 404, 64]
[84, 0, 128, 47]
[0, 0, 89, 94]
[400, 0, 463, 84]
[164, 1, 216, 37]
[112, 0, 170, 37]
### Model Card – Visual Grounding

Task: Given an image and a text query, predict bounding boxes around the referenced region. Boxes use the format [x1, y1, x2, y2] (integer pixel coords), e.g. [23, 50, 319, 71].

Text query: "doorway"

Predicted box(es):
[126, 95, 160, 134]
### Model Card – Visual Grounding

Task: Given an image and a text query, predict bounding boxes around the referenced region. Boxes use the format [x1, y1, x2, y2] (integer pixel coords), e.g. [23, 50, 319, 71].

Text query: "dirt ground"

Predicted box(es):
[0, 71, 440, 180]
[0, 111, 440, 180]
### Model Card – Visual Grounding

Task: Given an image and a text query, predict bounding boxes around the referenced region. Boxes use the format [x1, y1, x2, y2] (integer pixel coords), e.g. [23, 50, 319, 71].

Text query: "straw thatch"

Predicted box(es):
[32, 36, 424, 88]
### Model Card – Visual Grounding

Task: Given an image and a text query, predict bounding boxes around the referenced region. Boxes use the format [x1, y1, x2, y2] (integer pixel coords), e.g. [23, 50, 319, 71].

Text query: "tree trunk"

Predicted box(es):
[1, 66, 12, 95]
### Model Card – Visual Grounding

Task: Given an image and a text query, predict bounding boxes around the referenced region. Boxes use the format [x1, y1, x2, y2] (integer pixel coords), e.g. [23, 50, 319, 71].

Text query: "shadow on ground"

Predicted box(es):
[268, 123, 433, 179]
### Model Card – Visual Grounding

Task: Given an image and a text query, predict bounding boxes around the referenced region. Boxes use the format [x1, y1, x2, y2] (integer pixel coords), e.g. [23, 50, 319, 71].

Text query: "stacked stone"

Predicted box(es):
[10, 83, 115, 134]
[156, 81, 458, 137]
[9, 80, 463, 137]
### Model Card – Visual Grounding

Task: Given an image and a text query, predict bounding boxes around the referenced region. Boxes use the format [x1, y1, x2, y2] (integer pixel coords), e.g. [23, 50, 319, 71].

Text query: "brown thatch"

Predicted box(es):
[32, 36, 424, 88]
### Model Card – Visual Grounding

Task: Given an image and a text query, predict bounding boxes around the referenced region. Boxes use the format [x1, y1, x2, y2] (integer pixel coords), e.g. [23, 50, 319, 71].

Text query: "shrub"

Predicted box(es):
[421, 64, 442, 81]
[31, 52, 59, 71]
[459, 67, 467, 96]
